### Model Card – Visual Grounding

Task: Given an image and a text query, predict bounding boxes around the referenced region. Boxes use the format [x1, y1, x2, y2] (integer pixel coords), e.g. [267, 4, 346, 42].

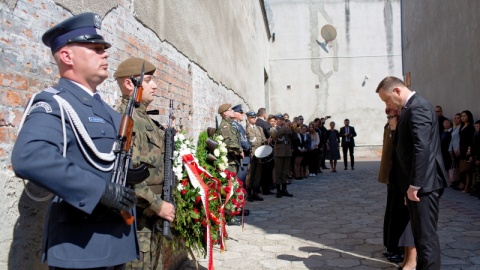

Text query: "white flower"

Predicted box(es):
[219, 146, 228, 154]
[216, 135, 224, 141]
[221, 156, 228, 163]
[181, 144, 187, 150]
[214, 149, 220, 157]
[218, 163, 226, 171]
[178, 133, 185, 141]
[173, 150, 179, 157]
[177, 182, 184, 191]
[219, 171, 227, 178]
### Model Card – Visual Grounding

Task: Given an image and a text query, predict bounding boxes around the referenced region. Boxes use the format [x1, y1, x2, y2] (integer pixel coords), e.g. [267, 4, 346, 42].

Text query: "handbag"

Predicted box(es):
[448, 163, 459, 184]
[459, 159, 473, 173]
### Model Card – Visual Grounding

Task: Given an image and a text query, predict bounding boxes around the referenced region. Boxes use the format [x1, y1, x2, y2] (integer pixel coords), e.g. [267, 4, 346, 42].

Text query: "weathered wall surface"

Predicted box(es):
[401, 0, 480, 120]
[0, 0, 270, 268]
[269, 0, 402, 157]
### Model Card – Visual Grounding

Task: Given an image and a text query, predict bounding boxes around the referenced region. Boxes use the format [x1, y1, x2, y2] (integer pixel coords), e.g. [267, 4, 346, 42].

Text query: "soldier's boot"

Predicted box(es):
[246, 188, 254, 202]
[281, 184, 293, 197]
[252, 190, 264, 201]
[276, 184, 282, 198]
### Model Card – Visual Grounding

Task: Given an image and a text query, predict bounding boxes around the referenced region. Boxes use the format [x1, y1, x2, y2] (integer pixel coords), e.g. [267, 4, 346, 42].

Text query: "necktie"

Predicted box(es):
[346, 127, 350, 141]
[93, 93, 102, 104]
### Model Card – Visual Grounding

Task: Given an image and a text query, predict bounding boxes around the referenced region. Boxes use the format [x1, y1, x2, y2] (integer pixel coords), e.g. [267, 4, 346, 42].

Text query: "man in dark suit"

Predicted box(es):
[339, 119, 357, 170]
[376, 76, 447, 270]
[12, 13, 138, 269]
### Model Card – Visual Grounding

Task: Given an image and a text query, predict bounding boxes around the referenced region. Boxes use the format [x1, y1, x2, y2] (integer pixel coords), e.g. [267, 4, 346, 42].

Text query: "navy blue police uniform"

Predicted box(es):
[11, 13, 139, 269]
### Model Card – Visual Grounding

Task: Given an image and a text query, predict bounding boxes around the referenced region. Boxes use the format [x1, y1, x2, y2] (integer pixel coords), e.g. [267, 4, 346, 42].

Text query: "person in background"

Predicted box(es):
[11, 13, 138, 269]
[440, 118, 453, 172]
[216, 103, 243, 173]
[115, 57, 176, 270]
[458, 110, 474, 193]
[231, 104, 251, 183]
[257, 108, 275, 195]
[270, 114, 294, 198]
[339, 119, 357, 170]
[376, 76, 447, 269]
[308, 123, 321, 176]
[245, 111, 267, 202]
[326, 121, 341, 172]
[470, 120, 480, 197]
[449, 113, 462, 187]
[435, 105, 448, 135]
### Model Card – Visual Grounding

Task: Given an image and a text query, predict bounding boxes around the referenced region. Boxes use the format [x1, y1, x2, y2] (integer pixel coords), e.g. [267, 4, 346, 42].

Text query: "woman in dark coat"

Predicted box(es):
[325, 121, 340, 172]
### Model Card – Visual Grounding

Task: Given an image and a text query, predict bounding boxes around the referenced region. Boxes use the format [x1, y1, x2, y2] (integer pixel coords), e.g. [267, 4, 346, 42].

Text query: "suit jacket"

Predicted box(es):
[339, 125, 357, 147]
[256, 117, 271, 139]
[393, 93, 448, 194]
[12, 78, 138, 268]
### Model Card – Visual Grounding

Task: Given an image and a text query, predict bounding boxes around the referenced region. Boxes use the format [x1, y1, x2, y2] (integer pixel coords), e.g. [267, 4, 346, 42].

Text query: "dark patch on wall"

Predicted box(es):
[345, 0, 350, 49]
[384, 0, 395, 74]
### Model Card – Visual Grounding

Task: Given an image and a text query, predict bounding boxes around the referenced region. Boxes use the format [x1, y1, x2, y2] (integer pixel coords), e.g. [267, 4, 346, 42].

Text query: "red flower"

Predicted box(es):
[181, 179, 189, 187]
[181, 189, 187, 196]
[223, 186, 231, 194]
[237, 194, 244, 201]
[195, 196, 202, 204]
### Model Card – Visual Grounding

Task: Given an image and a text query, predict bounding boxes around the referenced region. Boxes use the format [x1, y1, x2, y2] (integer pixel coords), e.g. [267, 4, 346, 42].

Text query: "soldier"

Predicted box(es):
[256, 108, 275, 195]
[216, 103, 244, 173]
[231, 104, 251, 183]
[270, 114, 294, 198]
[11, 13, 138, 269]
[245, 111, 267, 201]
[114, 58, 176, 270]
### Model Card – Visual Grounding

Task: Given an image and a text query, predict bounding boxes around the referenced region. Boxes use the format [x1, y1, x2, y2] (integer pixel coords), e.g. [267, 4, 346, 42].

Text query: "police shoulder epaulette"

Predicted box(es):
[44, 87, 60, 94]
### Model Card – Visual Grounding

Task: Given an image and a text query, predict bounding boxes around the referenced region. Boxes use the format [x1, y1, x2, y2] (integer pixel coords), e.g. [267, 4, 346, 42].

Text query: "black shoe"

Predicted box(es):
[263, 190, 275, 195]
[344, 167, 347, 170]
[322, 166, 329, 169]
[388, 254, 404, 263]
[276, 193, 282, 198]
[252, 194, 264, 201]
[351, 167, 354, 170]
[246, 196, 254, 202]
[281, 190, 293, 197]
[383, 252, 395, 258]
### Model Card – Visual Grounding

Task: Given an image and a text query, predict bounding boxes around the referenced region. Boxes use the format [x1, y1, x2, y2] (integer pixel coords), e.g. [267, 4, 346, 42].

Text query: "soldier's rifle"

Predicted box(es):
[111, 63, 149, 225]
[162, 99, 176, 240]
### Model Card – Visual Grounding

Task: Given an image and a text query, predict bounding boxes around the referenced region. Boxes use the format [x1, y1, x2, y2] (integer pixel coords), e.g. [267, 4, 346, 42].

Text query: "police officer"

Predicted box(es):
[231, 104, 251, 182]
[245, 111, 267, 201]
[114, 58, 176, 270]
[271, 114, 294, 198]
[11, 13, 138, 269]
[216, 103, 244, 173]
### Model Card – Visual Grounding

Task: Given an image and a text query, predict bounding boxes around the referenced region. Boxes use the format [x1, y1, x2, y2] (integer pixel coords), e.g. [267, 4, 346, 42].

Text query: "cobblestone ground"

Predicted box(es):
[178, 161, 480, 270]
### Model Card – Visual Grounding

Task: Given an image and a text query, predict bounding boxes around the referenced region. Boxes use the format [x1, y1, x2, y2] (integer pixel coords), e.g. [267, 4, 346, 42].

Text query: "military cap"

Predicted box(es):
[274, 113, 284, 119]
[218, 103, 231, 114]
[42, 12, 111, 53]
[114, 57, 156, 78]
[246, 111, 257, 117]
[232, 104, 243, 113]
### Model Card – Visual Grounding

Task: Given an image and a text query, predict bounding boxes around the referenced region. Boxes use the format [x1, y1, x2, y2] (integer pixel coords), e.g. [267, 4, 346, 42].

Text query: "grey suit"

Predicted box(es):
[12, 78, 138, 268]
[394, 93, 447, 270]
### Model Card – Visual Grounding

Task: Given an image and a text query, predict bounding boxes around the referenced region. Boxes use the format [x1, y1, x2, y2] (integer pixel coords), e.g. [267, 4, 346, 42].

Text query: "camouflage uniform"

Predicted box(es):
[216, 117, 242, 173]
[118, 96, 165, 270]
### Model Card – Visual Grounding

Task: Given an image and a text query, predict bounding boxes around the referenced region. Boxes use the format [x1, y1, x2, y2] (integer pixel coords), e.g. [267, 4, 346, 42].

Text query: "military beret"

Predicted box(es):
[42, 12, 111, 53]
[232, 104, 243, 113]
[218, 103, 231, 114]
[246, 111, 257, 117]
[274, 113, 284, 119]
[114, 57, 156, 78]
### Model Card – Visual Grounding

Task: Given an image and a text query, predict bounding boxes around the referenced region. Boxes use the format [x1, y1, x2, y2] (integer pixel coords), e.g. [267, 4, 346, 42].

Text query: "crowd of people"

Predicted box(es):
[436, 107, 480, 197]
[214, 104, 358, 203]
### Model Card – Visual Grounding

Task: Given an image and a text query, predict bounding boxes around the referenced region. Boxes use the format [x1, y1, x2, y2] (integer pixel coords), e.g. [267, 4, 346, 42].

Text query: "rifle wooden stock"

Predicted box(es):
[111, 64, 146, 225]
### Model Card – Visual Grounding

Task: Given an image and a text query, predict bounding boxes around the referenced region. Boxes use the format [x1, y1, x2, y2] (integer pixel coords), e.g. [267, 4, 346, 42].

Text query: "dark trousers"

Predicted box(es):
[342, 142, 354, 168]
[407, 189, 442, 270]
[261, 158, 274, 192]
[384, 184, 409, 254]
[50, 265, 125, 270]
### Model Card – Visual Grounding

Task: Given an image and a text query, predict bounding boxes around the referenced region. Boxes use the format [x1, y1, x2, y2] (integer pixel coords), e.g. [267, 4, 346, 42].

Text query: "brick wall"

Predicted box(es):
[0, 1, 247, 269]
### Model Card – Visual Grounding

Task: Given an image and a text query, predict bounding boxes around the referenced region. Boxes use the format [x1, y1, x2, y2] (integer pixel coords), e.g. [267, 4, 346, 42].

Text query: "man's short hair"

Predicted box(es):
[257, 108, 266, 117]
[375, 76, 406, 93]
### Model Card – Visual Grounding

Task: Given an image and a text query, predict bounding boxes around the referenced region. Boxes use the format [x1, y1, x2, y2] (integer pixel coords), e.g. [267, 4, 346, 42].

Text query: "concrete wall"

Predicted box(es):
[401, 0, 480, 121]
[0, 0, 270, 268]
[269, 0, 402, 157]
